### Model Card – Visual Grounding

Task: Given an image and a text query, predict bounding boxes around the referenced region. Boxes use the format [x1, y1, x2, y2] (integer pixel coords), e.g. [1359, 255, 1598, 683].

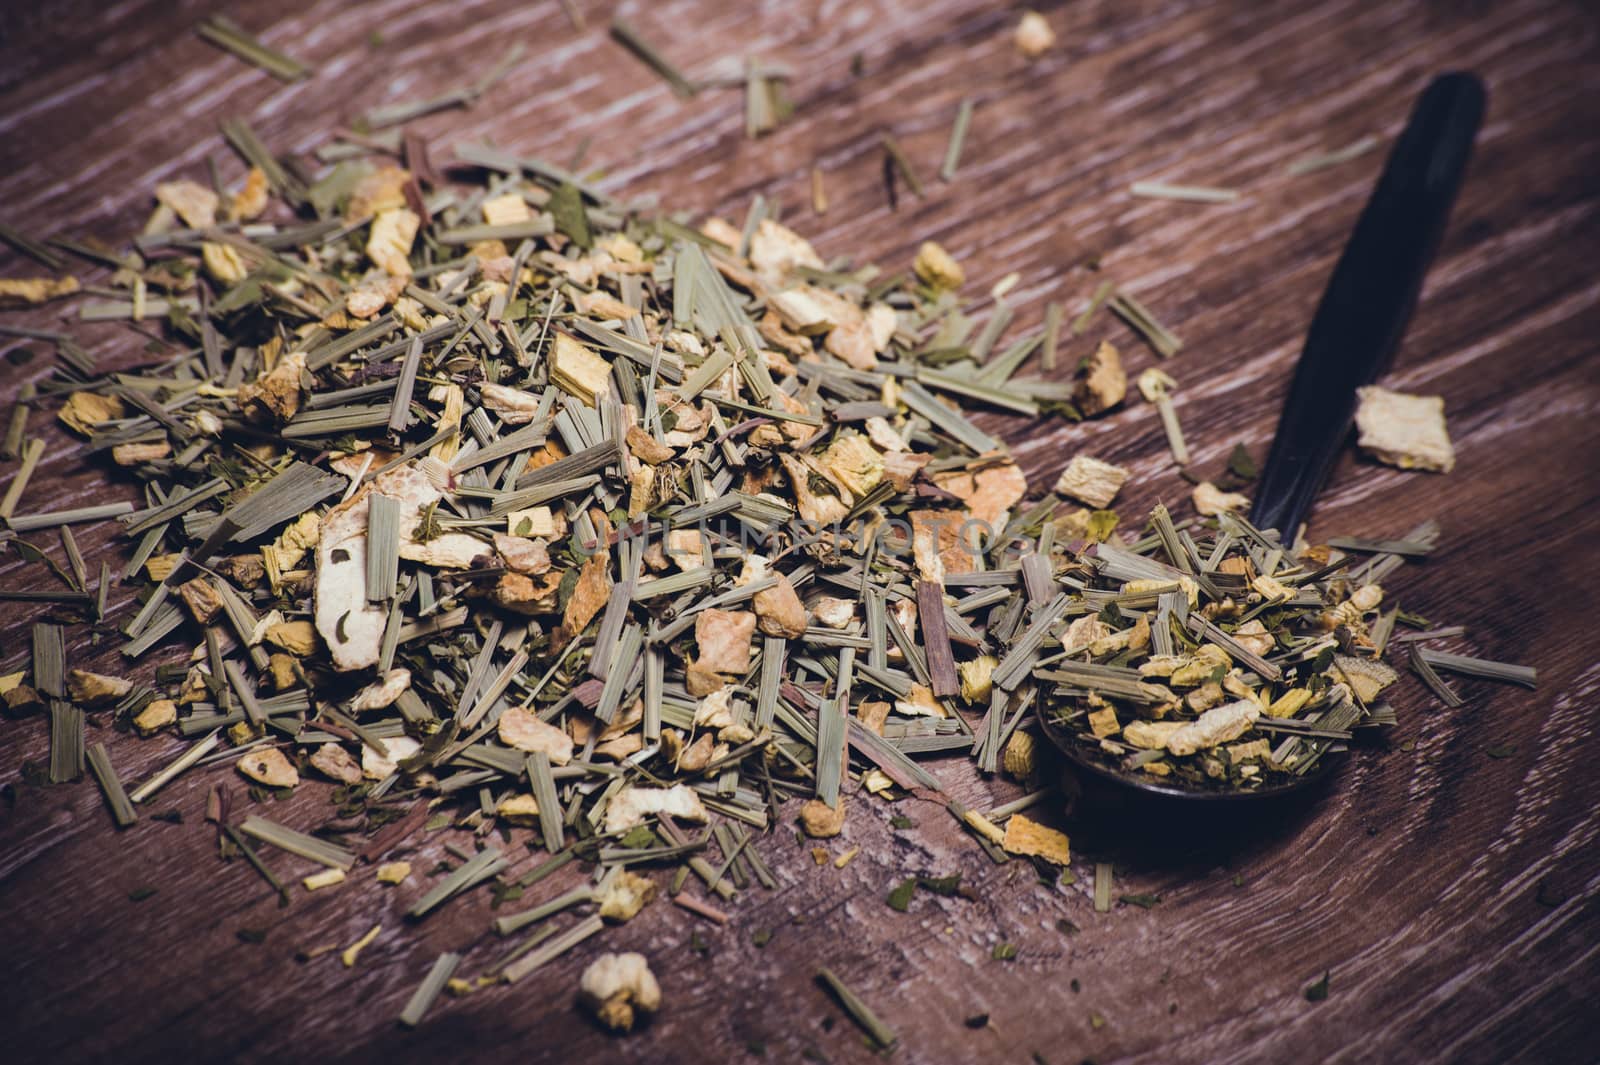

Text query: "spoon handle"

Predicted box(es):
[1249, 72, 1486, 537]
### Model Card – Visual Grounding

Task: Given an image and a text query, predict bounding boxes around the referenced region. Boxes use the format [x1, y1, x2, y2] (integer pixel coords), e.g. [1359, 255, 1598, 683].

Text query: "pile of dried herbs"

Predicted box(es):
[0, 113, 1534, 1032]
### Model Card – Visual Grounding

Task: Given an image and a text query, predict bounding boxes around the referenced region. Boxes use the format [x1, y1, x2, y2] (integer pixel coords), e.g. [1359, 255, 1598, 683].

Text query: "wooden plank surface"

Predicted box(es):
[2, 1, 1598, 1062]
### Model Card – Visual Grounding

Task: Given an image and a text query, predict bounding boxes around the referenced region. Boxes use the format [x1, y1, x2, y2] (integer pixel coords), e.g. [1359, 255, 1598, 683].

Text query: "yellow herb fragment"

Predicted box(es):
[304, 868, 347, 891]
[341, 922, 382, 967]
[550, 332, 613, 406]
[1002, 813, 1070, 864]
[377, 862, 412, 885]
[0, 275, 80, 308]
[913, 241, 965, 290]
[1015, 11, 1057, 58]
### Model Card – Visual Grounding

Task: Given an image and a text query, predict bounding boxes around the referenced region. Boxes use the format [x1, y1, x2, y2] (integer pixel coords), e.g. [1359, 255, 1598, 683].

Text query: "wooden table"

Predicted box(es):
[2, 1, 1597, 1062]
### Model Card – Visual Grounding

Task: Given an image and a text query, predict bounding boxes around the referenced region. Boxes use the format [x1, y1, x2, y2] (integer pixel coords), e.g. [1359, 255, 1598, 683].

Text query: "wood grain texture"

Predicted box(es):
[2, 1, 1598, 1063]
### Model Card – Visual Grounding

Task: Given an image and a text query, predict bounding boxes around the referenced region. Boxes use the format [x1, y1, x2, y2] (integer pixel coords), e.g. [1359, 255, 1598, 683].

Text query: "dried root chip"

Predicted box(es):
[625, 425, 674, 465]
[59, 391, 126, 436]
[1002, 730, 1038, 780]
[1002, 813, 1069, 864]
[481, 192, 531, 226]
[749, 218, 825, 283]
[693, 686, 737, 730]
[177, 577, 223, 624]
[1331, 654, 1399, 703]
[1087, 707, 1121, 739]
[376, 861, 412, 885]
[133, 698, 177, 736]
[508, 506, 559, 540]
[1074, 340, 1126, 415]
[155, 179, 220, 228]
[310, 742, 363, 784]
[741, 556, 808, 638]
[66, 669, 132, 708]
[824, 318, 878, 371]
[857, 700, 892, 735]
[265, 619, 318, 657]
[366, 207, 420, 277]
[1123, 720, 1184, 749]
[580, 952, 661, 1033]
[895, 682, 947, 720]
[1053, 455, 1129, 509]
[550, 332, 613, 406]
[604, 784, 709, 833]
[1227, 738, 1273, 762]
[496, 793, 542, 826]
[316, 491, 388, 671]
[693, 608, 756, 675]
[498, 705, 575, 764]
[362, 736, 421, 780]
[913, 240, 965, 290]
[238, 748, 299, 789]
[350, 667, 411, 712]
[266, 653, 298, 691]
[229, 166, 270, 221]
[562, 552, 613, 638]
[492, 533, 551, 577]
[238, 350, 308, 423]
[111, 440, 171, 467]
[479, 383, 544, 425]
[675, 732, 716, 772]
[799, 797, 846, 838]
[1192, 481, 1251, 517]
[1354, 385, 1454, 473]
[598, 870, 658, 923]
[1165, 699, 1260, 756]
[931, 458, 1027, 529]
[959, 655, 997, 703]
[1015, 10, 1057, 58]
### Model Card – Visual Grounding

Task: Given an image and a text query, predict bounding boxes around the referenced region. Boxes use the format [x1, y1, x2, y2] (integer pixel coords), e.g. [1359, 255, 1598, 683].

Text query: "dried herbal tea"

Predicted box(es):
[1023, 506, 1522, 793]
[0, 109, 1153, 1030]
[0, 57, 1532, 1041]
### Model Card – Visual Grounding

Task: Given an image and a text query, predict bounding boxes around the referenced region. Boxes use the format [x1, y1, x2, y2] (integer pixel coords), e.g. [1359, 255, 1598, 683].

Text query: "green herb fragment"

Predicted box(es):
[1305, 970, 1331, 1002]
[127, 886, 158, 902]
[86, 742, 138, 828]
[1108, 290, 1181, 358]
[1227, 443, 1258, 481]
[610, 18, 697, 97]
[992, 942, 1018, 961]
[1119, 893, 1162, 909]
[1414, 648, 1536, 689]
[1093, 863, 1114, 913]
[1288, 135, 1379, 176]
[238, 815, 356, 870]
[196, 14, 313, 82]
[816, 967, 897, 1051]
[399, 952, 462, 1028]
[881, 133, 924, 198]
[1130, 181, 1239, 203]
[940, 99, 976, 182]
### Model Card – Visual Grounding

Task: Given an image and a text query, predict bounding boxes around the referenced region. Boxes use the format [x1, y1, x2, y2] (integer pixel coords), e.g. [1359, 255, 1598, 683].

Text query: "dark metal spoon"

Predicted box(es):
[1043, 72, 1486, 803]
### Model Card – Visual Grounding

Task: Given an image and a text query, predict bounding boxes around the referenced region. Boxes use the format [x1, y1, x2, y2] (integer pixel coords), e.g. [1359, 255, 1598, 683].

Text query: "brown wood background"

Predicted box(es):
[2, 1, 1598, 1062]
